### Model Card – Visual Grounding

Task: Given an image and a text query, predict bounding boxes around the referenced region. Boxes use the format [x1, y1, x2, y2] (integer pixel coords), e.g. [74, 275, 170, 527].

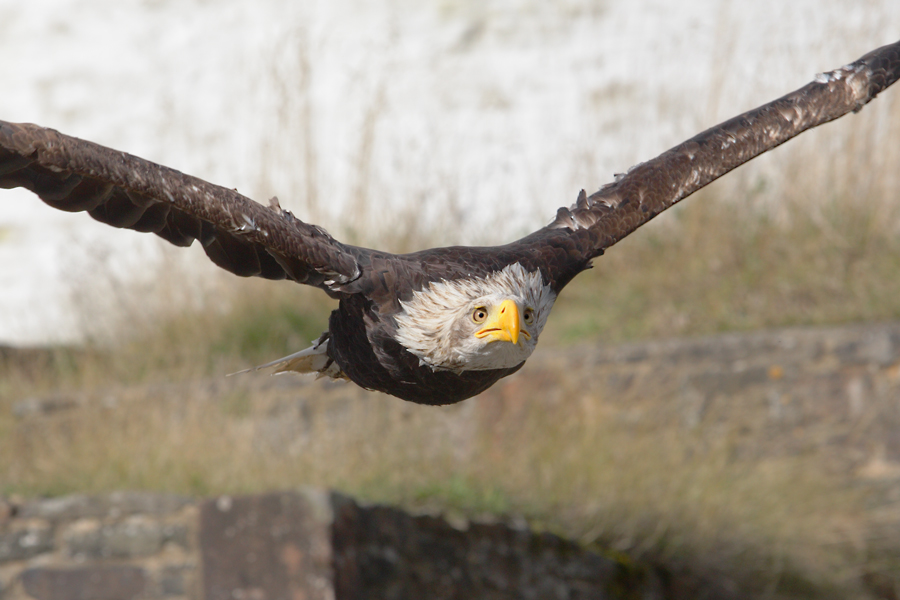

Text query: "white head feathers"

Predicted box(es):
[394, 263, 557, 372]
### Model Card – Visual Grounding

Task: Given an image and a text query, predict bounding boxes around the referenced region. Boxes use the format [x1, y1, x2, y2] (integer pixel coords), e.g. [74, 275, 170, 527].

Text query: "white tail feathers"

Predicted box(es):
[228, 335, 347, 380]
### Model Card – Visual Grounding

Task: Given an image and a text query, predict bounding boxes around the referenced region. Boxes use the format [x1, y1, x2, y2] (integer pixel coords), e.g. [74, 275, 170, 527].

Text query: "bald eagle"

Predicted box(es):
[2, 41, 899, 405]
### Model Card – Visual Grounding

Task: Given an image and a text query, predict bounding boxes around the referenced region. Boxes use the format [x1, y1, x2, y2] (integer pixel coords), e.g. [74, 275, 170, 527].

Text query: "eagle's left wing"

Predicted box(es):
[0, 121, 361, 291]
[541, 39, 900, 266]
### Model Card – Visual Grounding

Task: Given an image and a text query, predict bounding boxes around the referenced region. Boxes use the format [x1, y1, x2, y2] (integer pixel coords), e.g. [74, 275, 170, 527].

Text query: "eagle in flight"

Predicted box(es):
[2, 41, 899, 405]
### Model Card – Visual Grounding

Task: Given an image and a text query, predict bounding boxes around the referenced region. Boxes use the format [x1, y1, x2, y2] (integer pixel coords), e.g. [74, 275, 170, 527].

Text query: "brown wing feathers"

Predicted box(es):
[3, 40, 900, 296]
[0, 121, 360, 288]
[548, 39, 900, 259]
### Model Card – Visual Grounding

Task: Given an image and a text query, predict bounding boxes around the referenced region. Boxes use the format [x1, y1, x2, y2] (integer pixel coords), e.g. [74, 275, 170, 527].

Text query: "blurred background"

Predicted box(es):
[2, 0, 900, 597]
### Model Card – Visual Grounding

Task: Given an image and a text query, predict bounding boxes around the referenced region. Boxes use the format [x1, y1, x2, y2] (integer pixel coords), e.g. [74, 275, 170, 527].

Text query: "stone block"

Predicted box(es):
[158, 564, 194, 597]
[331, 496, 620, 600]
[199, 489, 334, 600]
[20, 566, 146, 600]
[62, 514, 184, 560]
[0, 521, 53, 563]
[20, 493, 191, 522]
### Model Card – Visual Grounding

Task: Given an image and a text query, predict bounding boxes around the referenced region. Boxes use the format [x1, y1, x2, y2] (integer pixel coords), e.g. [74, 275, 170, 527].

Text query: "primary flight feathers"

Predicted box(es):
[2, 40, 899, 404]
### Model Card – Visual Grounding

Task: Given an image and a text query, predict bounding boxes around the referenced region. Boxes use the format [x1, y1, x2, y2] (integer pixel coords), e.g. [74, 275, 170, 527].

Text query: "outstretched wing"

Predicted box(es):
[0, 121, 360, 290]
[523, 39, 900, 288]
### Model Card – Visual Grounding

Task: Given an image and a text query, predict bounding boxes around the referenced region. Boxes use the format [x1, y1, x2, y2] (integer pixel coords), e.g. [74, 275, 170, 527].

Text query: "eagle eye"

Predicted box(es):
[472, 307, 488, 323]
[523, 308, 535, 324]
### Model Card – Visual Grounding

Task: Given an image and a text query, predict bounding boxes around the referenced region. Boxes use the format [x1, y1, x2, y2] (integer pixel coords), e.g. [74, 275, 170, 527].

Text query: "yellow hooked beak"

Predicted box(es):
[474, 299, 530, 345]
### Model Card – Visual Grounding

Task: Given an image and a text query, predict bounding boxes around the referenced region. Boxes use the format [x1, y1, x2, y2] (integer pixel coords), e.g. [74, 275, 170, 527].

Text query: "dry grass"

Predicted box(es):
[0, 347, 883, 598]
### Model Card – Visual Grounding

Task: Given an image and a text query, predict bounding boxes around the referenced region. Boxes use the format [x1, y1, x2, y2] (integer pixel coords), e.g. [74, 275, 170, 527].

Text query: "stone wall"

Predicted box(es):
[0, 490, 661, 600]
[0, 493, 197, 600]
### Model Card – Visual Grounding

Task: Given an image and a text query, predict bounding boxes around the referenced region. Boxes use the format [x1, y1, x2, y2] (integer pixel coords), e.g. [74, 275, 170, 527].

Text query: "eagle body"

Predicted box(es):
[2, 40, 900, 404]
[301, 240, 583, 404]
[328, 292, 526, 405]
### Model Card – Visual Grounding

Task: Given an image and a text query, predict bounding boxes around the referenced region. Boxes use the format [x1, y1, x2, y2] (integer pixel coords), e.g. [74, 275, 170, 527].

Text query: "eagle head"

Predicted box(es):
[394, 263, 557, 372]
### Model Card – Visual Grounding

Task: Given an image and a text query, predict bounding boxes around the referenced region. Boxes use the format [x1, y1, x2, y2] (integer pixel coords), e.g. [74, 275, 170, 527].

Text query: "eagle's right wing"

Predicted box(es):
[546, 39, 900, 262]
[0, 121, 360, 290]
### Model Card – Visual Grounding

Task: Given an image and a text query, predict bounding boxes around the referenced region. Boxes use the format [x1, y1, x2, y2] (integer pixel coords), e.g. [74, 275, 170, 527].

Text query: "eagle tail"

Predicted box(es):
[228, 334, 348, 381]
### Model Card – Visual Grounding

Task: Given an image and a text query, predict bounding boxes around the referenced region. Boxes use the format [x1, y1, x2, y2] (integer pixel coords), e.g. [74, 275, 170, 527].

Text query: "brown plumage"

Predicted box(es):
[2, 40, 899, 404]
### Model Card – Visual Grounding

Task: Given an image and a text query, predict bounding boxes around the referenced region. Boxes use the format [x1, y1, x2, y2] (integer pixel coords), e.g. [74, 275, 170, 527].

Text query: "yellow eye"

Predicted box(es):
[523, 308, 535, 324]
[472, 307, 488, 323]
